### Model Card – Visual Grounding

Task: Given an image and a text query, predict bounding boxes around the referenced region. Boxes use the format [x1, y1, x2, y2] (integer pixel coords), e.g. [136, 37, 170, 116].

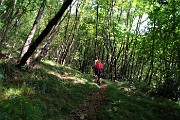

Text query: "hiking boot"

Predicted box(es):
[97, 81, 101, 86]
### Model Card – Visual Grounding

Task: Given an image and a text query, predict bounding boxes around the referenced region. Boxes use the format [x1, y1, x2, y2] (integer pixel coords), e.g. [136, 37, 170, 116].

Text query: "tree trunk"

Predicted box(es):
[30, 7, 70, 68]
[61, 2, 80, 64]
[94, 2, 99, 59]
[56, 6, 72, 63]
[16, 0, 73, 68]
[148, 17, 155, 85]
[19, 0, 46, 62]
[0, 0, 3, 5]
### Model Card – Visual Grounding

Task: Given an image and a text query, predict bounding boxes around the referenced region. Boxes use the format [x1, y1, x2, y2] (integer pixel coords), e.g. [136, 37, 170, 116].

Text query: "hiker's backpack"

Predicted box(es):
[95, 62, 103, 72]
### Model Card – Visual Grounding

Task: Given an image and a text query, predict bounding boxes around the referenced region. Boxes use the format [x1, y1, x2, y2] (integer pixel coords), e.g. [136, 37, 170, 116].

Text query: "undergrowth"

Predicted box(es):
[0, 60, 179, 120]
[96, 82, 180, 120]
[0, 60, 98, 120]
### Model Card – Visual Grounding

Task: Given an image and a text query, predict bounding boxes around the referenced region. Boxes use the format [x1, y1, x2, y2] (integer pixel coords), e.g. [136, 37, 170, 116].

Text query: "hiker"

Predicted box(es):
[93, 60, 103, 85]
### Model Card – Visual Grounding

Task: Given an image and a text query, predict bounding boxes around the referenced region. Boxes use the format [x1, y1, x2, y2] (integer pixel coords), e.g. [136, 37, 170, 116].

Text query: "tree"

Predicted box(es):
[18, 0, 46, 63]
[0, 0, 17, 50]
[16, 0, 73, 68]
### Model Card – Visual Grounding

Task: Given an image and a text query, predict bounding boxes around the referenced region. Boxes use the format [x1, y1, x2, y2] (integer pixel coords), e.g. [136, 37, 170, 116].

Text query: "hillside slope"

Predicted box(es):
[0, 60, 179, 120]
[0, 60, 99, 120]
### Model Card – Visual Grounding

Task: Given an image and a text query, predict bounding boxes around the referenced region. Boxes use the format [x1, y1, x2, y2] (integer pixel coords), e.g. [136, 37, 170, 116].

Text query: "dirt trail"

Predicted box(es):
[65, 84, 107, 120]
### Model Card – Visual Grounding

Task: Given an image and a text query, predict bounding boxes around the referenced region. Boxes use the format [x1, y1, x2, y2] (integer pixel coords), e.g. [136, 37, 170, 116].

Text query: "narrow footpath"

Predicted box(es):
[65, 84, 107, 120]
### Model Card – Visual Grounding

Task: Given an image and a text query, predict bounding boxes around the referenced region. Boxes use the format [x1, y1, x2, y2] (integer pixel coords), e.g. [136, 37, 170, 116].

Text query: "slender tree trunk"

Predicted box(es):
[148, 18, 155, 85]
[56, 6, 72, 63]
[94, 2, 99, 59]
[139, 60, 145, 82]
[61, 20, 79, 65]
[0, 0, 3, 5]
[129, 15, 142, 80]
[58, 1, 81, 65]
[113, 5, 123, 81]
[16, 0, 73, 68]
[18, 0, 46, 63]
[30, 6, 70, 68]
[109, 1, 114, 81]
[30, 21, 60, 67]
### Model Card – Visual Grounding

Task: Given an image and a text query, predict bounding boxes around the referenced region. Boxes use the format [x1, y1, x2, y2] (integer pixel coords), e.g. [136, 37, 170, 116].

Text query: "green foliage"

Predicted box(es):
[0, 60, 98, 119]
[0, 97, 43, 120]
[1, 0, 180, 119]
[96, 83, 180, 120]
[0, 60, 180, 119]
[0, 74, 4, 82]
[0, 61, 16, 79]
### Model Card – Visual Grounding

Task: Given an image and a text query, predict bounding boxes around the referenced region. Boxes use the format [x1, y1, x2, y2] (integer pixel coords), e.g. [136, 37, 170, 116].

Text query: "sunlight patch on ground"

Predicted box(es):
[48, 71, 87, 84]
[43, 60, 58, 67]
[118, 86, 136, 91]
[4, 88, 23, 99]
[43, 60, 74, 70]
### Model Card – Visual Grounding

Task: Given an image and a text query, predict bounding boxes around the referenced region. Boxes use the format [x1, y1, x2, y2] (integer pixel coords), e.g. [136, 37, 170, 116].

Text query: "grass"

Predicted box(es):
[96, 82, 180, 120]
[0, 60, 98, 120]
[0, 60, 179, 120]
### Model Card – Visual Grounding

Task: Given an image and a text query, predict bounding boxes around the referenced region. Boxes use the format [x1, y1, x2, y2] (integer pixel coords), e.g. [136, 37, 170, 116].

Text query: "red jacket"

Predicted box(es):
[94, 62, 103, 71]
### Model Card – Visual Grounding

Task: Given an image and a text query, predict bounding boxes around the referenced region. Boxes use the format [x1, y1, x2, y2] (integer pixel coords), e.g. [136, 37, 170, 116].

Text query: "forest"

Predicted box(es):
[0, 0, 180, 119]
